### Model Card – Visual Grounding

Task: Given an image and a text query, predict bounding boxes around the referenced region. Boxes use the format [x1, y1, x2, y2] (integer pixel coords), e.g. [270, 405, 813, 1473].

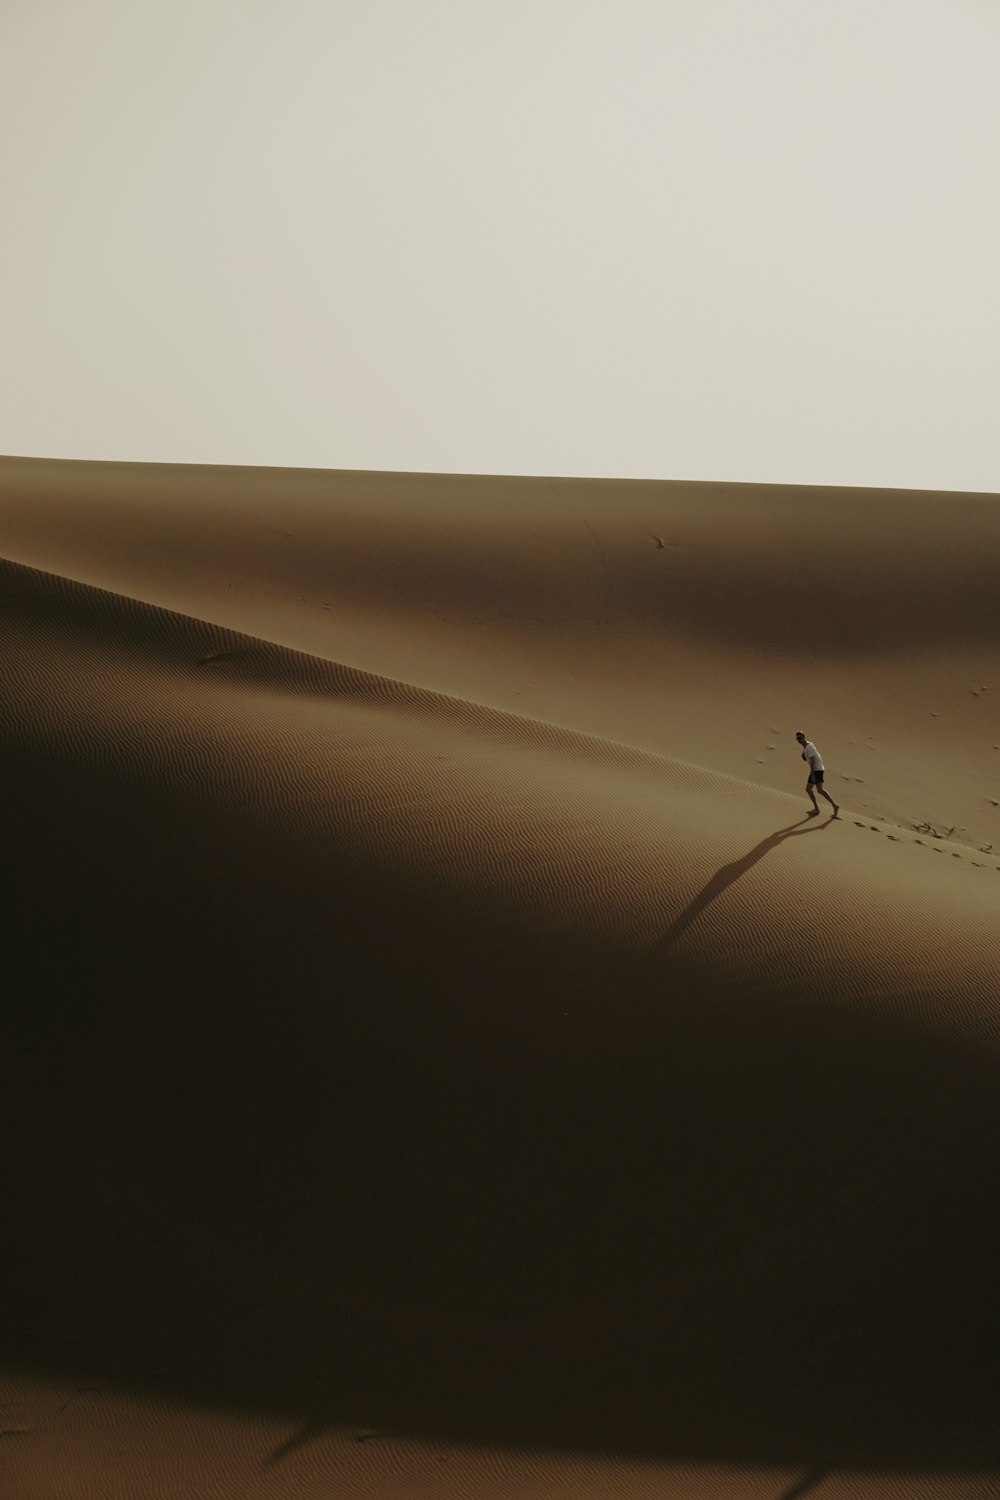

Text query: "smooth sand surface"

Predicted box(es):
[2, 456, 998, 1498]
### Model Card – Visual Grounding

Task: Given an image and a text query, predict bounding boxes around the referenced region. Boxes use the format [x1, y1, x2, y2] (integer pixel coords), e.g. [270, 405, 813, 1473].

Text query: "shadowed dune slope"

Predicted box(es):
[2, 458, 999, 1498]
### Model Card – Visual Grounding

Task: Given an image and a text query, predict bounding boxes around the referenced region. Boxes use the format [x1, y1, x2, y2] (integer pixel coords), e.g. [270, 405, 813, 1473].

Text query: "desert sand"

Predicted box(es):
[1, 455, 998, 1499]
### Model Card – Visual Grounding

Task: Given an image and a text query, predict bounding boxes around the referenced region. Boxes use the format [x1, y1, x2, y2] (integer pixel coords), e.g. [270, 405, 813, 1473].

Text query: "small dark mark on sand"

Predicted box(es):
[197, 649, 254, 668]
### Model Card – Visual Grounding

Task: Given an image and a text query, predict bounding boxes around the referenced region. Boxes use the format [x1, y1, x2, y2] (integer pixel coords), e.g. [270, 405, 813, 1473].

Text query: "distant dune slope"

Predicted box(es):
[1, 459, 999, 1494]
[3, 456, 999, 851]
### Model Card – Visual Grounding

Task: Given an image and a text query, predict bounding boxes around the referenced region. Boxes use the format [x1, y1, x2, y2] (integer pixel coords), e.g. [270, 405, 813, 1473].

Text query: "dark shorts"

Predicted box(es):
[808, 770, 824, 785]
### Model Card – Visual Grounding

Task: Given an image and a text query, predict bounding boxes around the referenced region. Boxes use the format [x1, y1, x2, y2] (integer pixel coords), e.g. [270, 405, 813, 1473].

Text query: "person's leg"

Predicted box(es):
[818, 782, 839, 815]
[806, 777, 820, 813]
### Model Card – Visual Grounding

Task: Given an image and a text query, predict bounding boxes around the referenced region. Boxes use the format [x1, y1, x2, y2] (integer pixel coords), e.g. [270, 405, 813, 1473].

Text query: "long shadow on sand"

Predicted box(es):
[654, 815, 833, 957]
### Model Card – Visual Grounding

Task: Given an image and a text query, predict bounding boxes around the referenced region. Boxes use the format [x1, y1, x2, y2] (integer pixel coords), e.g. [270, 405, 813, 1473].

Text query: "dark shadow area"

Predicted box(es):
[3, 746, 998, 1484]
[654, 818, 831, 956]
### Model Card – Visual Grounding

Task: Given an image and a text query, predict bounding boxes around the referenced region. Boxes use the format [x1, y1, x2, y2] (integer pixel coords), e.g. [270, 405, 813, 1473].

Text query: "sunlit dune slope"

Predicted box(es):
[2, 555, 998, 1035]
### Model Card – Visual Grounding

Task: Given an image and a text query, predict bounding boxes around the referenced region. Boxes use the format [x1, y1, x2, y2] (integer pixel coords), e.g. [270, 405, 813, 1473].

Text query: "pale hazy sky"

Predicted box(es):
[3, 0, 998, 491]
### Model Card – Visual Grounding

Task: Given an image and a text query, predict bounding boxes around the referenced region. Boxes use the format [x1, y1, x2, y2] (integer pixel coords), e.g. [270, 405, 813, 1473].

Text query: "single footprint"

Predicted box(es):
[887, 835, 899, 841]
[933, 848, 945, 854]
[914, 839, 924, 845]
[972, 862, 983, 868]
[951, 852, 962, 858]
[854, 822, 866, 829]
[869, 825, 879, 831]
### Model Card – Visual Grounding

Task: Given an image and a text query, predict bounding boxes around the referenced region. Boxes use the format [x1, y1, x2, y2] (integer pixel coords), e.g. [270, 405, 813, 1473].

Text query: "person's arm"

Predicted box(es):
[808, 754, 817, 774]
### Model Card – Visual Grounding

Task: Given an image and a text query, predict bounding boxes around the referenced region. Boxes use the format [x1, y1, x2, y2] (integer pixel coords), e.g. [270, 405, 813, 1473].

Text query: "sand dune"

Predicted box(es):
[2, 456, 998, 1497]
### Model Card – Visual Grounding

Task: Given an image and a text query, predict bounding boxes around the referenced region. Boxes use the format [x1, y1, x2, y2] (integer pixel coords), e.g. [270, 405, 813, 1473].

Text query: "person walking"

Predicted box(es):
[795, 730, 839, 817]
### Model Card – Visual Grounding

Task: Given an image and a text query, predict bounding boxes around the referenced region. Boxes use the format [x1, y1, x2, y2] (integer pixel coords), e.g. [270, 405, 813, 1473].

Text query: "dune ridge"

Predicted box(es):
[2, 457, 999, 1497]
[4, 553, 998, 1032]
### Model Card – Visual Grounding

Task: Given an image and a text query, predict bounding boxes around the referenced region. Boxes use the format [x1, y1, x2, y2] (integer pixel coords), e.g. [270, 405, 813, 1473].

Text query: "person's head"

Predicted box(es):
[795, 730, 806, 745]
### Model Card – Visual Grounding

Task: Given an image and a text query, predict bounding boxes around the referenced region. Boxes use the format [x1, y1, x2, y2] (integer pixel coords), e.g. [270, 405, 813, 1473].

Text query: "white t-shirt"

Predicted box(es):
[801, 740, 824, 771]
